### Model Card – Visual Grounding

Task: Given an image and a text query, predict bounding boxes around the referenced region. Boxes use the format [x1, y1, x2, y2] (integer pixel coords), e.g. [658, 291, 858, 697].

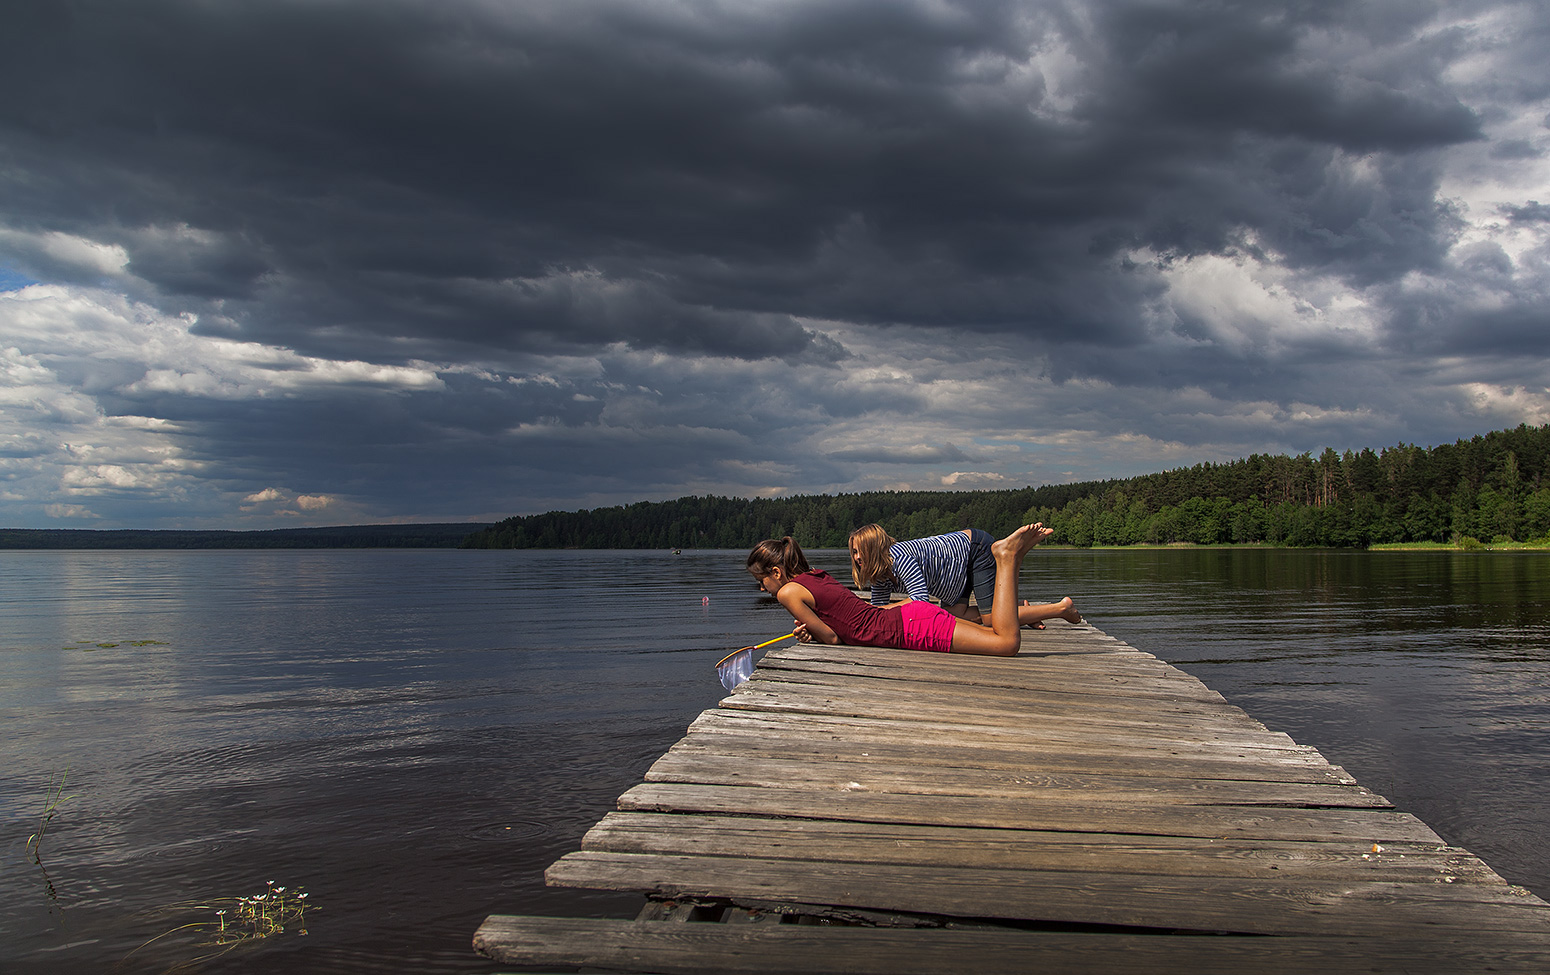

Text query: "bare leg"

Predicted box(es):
[1018, 596, 1081, 625]
[988, 524, 1046, 634]
[965, 526, 1059, 627]
[948, 524, 1049, 656]
[969, 601, 1044, 628]
[971, 599, 1076, 628]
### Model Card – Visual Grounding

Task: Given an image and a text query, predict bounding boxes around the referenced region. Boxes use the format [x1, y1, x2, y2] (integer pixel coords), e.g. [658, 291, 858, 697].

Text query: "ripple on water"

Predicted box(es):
[461, 819, 554, 842]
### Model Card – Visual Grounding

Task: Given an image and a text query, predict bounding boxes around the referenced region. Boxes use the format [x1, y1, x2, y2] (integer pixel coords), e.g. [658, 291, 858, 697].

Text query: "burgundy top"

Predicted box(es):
[793, 569, 906, 648]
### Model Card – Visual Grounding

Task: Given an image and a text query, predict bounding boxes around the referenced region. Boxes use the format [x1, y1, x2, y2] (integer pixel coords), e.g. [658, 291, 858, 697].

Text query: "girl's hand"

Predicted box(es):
[793, 622, 812, 643]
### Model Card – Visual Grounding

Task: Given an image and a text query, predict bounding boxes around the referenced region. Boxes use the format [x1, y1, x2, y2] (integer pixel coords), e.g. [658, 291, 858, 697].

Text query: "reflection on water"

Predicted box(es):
[2, 547, 1548, 973]
[1023, 548, 1550, 900]
[2, 550, 741, 974]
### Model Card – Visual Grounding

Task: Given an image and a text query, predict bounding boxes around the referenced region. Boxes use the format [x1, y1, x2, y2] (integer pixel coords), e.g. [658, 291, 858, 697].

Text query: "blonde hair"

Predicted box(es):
[747, 536, 811, 581]
[847, 523, 896, 589]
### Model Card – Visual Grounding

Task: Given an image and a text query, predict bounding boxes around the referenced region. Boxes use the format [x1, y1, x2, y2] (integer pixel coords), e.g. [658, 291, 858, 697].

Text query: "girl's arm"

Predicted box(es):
[869, 588, 912, 608]
[777, 582, 839, 645]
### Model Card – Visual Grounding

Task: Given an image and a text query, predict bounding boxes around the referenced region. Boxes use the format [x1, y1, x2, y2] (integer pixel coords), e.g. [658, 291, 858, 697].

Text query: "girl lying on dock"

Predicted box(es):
[847, 523, 1081, 629]
[746, 524, 1060, 657]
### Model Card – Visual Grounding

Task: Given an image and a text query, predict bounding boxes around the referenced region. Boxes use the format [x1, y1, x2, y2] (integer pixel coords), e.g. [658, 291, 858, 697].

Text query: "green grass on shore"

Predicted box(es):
[1369, 538, 1550, 551]
[1079, 539, 1550, 552]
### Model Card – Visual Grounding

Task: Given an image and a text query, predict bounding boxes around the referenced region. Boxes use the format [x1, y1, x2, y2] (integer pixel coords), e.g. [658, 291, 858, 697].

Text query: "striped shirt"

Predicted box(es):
[870, 530, 971, 607]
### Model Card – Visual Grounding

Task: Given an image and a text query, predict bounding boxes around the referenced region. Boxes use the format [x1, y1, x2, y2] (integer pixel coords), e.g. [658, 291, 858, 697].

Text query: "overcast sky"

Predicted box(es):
[3, 0, 1548, 530]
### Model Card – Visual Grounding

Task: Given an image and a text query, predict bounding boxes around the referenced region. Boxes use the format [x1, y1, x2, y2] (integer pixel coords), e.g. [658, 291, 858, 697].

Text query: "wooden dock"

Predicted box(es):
[475, 621, 1550, 973]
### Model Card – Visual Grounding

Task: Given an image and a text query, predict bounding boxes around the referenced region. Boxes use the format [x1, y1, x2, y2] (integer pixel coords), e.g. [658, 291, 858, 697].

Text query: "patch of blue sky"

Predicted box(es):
[0, 266, 39, 292]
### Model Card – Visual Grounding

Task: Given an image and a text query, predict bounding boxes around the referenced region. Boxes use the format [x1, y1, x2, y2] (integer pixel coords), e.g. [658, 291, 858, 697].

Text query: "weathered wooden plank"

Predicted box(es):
[751, 658, 1176, 692]
[734, 656, 1252, 713]
[580, 812, 1503, 885]
[767, 637, 1189, 671]
[750, 657, 1219, 694]
[687, 709, 1338, 764]
[473, 915, 1550, 975]
[753, 664, 1231, 706]
[746, 667, 1239, 711]
[546, 851, 1550, 939]
[665, 729, 1358, 785]
[721, 684, 1288, 739]
[767, 639, 1186, 672]
[612, 782, 1444, 843]
[641, 752, 1391, 808]
[714, 702, 1301, 758]
[762, 643, 1196, 685]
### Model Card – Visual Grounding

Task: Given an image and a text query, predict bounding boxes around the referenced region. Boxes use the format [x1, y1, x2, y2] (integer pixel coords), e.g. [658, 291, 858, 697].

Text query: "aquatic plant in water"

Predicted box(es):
[65, 638, 169, 650]
[129, 882, 312, 968]
[26, 768, 75, 864]
[208, 882, 311, 944]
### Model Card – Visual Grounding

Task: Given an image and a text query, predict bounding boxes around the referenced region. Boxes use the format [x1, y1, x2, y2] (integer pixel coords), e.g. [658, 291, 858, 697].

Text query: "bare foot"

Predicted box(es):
[992, 523, 1044, 563]
[1054, 596, 1082, 625]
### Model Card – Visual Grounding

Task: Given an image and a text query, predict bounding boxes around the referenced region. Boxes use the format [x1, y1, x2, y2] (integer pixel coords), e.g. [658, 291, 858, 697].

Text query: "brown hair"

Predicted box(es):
[746, 536, 811, 581]
[847, 523, 896, 589]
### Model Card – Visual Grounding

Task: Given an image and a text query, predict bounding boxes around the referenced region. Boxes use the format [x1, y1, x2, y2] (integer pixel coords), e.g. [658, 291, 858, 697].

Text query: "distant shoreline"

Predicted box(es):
[0, 524, 490, 550]
[5, 528, 1544, 552]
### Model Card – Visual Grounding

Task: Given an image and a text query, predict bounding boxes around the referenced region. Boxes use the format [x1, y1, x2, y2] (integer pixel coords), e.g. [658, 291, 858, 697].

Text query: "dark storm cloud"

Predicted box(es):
[3, 0, 1546, 528]
[1505, 201, 1550, 223]
[1, 0, 1489, 364]
[1093, 2, 1480, 150]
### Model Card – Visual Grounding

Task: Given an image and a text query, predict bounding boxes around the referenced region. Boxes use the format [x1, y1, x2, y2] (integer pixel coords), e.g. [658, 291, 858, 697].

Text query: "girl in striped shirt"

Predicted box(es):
[847, 524, 1080, 628]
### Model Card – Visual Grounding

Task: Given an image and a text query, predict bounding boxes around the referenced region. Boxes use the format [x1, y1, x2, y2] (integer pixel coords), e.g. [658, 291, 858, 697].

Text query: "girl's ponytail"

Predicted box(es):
[747, 535, 812, 579]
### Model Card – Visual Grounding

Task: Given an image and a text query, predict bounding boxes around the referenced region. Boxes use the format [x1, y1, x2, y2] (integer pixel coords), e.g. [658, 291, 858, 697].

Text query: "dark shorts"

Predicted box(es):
[957, 528, 997, 612]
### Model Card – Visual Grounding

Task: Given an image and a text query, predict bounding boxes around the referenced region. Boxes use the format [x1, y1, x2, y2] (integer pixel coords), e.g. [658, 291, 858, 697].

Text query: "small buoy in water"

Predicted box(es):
[702, 596, 710, 606]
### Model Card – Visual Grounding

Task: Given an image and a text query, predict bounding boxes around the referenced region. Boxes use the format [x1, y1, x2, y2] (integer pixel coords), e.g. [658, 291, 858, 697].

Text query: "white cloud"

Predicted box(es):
[0, 227, 130, 279]
[1150, 247, 1381, 356]
[3, 284, 447, 401]
[0, 283, 461, 525]
[940, 471, 1012, 487]
[60, 464, 142, 490]
[1458, 382, 1550, 425]
[43, 503, 99, 519]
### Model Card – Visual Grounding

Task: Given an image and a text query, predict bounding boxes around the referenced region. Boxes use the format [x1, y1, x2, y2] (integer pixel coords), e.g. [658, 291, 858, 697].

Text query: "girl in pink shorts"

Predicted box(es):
[746, 527, 1052, 657]
[897, 599, 958, 653]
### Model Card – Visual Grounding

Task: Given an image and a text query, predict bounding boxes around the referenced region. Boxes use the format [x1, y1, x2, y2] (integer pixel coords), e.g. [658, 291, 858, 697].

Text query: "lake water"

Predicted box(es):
[2, 547, 1547, 973]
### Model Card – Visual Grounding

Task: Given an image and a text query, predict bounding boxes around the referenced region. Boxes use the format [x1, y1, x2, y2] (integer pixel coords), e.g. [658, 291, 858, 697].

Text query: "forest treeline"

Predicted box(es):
[462, 424, 1550, 550]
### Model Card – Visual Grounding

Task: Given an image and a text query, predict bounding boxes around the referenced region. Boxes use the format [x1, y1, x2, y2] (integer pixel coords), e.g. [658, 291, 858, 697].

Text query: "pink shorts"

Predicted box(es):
[898, 601, 958, 653]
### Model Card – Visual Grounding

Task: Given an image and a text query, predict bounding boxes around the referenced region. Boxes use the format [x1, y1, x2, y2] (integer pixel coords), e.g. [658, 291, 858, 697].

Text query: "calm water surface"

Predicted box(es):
[2, 547, 1547, 973]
